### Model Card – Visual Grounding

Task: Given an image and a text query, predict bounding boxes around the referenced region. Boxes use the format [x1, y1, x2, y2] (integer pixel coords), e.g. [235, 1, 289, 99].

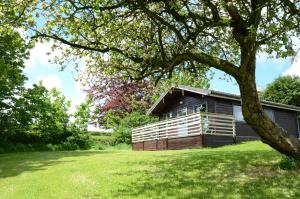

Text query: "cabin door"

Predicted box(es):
[177, 107, 188, 137]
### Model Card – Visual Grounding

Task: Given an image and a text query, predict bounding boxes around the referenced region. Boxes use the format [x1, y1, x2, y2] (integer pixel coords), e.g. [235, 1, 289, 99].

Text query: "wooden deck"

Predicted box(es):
[132, 112, 236, 150]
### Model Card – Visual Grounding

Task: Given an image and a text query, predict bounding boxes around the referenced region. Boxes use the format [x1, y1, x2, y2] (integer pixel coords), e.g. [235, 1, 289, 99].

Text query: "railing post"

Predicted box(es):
[166, 122, 168, 139]
[142, 129, 145, 142]
[232, 118, 236, 143]
[199, 113, 202, 134]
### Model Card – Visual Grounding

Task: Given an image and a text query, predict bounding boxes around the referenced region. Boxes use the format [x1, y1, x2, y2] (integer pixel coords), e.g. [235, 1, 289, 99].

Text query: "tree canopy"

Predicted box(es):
[262, 75, 300, 107]
[32, 1, 299, 80]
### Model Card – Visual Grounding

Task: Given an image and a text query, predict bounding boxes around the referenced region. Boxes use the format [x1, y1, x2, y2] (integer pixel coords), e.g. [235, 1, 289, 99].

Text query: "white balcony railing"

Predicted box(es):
[132, 112, 236, 143]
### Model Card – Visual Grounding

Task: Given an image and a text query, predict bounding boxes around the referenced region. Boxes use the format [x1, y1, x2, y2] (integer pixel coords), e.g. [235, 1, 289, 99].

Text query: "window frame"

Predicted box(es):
[176, 106, 188, 117]
[162, 112, 173, 120]
[233, 105, 245, 122]
[264, 108, 275, 122]
[193, 102, 208, 114]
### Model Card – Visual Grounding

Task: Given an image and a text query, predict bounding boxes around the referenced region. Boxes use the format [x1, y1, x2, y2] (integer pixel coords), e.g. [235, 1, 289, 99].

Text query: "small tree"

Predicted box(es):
[81, 69, 154, 122]
[106, 111, 158, 144]
[73, 98, 92, 132]
[16, 83, 71, 143]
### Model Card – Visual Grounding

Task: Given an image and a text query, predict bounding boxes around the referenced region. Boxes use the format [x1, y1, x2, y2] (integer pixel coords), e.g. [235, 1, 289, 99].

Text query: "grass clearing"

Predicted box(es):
[0, 141, 299, 199]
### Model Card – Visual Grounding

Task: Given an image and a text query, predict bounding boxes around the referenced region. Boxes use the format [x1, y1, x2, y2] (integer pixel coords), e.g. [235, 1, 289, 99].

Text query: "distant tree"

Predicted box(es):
[105, 111, 158, 144]
[262, 76, 300, 107]
[81, 69, 154, 120]
[15, 83, 71, 143]
[72, 98, 92, 132]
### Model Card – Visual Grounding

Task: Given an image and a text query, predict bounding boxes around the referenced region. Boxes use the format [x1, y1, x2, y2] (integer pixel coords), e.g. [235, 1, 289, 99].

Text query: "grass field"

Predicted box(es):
[0, 141, 299, 199]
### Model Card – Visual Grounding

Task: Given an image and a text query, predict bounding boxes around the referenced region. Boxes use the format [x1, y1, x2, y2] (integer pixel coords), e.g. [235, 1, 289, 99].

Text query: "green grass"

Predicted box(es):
[0, 141, 299, 199]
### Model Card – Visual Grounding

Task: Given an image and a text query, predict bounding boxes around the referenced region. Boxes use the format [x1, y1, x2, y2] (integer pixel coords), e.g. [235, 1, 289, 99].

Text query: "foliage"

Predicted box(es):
[0, 29, 30, 138]
[153, 70, 210, 101]
[0, 140, 82, 154]
[262, 75, 300, 107]
[12, 83, 71, 144]
[1, 142, 300, 198]
[72, 98, 92, 132]
[1, 81, 91, 150]
[32, 1, 299, 80]
[91, 135, 115, 146]
[0, 0, 37, 28]
[105, 111, 158, 144]
[278, 156, 300, 170]
[80, 68, 154, 122]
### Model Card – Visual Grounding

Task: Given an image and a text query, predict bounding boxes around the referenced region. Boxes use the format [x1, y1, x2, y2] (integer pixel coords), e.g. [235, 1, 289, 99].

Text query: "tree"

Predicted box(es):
[152, 70, 210, 101]
[106, 111, 158, 144]
[32, 1, 300, 159]
[72, 98, 92, 132]
[81, 68, 154, 120]
[0, 0, 36, 140]
[0, 29, 30, 138]
[262, 76, 300, 107]
[16, 83, 71, 143]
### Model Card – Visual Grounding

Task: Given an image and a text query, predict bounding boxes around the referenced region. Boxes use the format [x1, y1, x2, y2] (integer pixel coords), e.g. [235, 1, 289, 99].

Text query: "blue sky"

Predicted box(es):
[23, 41, 300, 112]
[210, 53, 299, 94]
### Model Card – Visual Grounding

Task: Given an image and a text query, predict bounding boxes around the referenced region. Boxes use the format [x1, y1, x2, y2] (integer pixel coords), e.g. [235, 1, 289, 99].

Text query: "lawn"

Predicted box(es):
[0, 141, 299, 199]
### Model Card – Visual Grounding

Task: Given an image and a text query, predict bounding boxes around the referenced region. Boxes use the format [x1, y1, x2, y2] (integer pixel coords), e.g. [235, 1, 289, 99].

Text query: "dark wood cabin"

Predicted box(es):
[132, 85, 300, 150]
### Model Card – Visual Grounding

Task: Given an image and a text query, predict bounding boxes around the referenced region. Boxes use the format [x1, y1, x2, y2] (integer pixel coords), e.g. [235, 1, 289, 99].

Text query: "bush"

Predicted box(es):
[91, 135, 115, 145]
[0, 137, 90, 154]
[65, 133, 91, 150]
[109, 111, 158, 145]
[278, 156, 300, 170]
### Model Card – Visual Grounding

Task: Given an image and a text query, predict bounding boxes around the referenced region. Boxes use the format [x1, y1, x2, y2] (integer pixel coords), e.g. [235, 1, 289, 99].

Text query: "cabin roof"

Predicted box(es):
[147, 85, 300, 115]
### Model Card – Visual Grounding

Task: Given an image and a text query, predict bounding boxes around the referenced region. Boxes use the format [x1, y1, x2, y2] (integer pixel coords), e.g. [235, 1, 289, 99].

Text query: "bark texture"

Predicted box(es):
[236, 48, 300, 159]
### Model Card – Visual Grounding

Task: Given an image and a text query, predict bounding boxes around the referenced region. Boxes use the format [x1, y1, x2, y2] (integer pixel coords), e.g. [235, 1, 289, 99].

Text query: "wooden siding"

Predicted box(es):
[159, 92, 205, 121]
[203, 135, 235, 147]
[215, 99, 234, 115]
[132, 135, 202, 151]
[274, 109, 299, 137]
[235, 122, 259, 141]
[167, 136, 202, 150]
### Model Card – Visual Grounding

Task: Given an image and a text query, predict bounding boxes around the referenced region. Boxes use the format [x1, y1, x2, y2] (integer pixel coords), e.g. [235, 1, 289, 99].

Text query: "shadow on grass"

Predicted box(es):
[116, 149, 300, 199]
[0, 150, 111, 178]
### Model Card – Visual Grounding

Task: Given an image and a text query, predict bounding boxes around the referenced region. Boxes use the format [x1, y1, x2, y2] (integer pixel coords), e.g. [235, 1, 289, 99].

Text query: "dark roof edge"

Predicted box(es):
[210, 91, 300, 112]
[147, 85, 300, 115]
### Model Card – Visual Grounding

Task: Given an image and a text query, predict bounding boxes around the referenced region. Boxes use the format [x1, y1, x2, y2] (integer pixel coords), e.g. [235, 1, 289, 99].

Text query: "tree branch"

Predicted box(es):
[163, 51, 239, 78]
[31, 33, 143, 63]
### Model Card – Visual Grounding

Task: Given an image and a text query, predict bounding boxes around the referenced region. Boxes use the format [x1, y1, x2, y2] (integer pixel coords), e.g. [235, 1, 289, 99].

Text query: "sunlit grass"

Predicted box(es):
[0, 141, 299, 199]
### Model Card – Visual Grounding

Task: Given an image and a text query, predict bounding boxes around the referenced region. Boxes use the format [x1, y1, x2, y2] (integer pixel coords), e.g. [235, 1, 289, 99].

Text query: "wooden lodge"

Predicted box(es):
[132, 85, 300, 150]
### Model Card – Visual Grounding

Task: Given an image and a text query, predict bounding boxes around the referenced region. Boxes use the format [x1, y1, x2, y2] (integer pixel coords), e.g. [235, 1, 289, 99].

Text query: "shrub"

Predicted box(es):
[65, 133, 91, 150]
[109, 111, 158, 145]
[278, 156, 300, 170]
[91, 135, 115, 145]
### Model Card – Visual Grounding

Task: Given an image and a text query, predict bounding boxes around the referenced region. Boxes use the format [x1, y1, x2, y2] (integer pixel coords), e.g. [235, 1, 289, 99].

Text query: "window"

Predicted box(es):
[162, 112, 172, 120]
[177, 107, 187, 117]
[233, 105, 244, 121]
[193, 103, 207, 113]
[264, 109, 275, 121]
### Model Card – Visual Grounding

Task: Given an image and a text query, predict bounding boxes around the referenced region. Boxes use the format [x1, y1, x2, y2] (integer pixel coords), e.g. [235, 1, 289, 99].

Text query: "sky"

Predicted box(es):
[23, 41, 300, 112]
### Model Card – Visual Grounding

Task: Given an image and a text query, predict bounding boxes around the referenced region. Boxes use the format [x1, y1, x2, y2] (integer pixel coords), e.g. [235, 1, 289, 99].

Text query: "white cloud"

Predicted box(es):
[38, 75, 62, 91]
[256, 53, 286, 71]
[25, 41, 61, 68]
[283, 54, 300, 76]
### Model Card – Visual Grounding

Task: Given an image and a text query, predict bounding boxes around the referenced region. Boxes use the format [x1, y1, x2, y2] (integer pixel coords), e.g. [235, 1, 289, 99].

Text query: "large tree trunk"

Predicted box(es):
[236, 48, 300, 160]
